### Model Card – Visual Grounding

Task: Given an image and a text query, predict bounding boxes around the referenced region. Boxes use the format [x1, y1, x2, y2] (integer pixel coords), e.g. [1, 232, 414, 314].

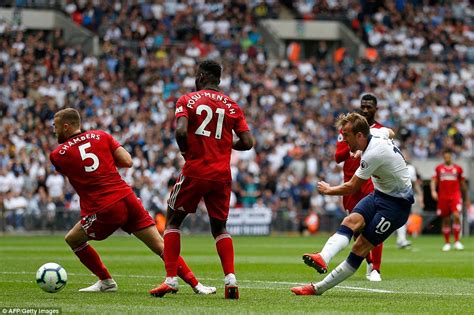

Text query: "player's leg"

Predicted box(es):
[365, 199, 389, 279]
[303, 194, 376, 273]
[209, 216, 238, 299]
[344, 195, 411, 288]
[319, 235, 375, 294]
[133, 225, 216, 294]
[292, 192, 412, 295]
[293, 200, 410, 295]
[150, 175, 204, 297]
[123, 194, 205, 290]
[441, 215, 452, 251]
[396, 224, 411, 248]
[438, 200, 452, 251]
[209, 218, 234, 275]
[133, 226, 197, 283]
[345, 195, 374, 278]
[452, 201, 464, 250]
[367, 194, 411, 283]
[350, 231, 380, 281]
[292, 233, 375, 296]
[64, 220, 117, 292]
[368, 243, 383, 281]
[303, 215, 362, 273]
[149, 206, 187, 297]
[205, 181, 238, 299]
[364, 241, 373, 280]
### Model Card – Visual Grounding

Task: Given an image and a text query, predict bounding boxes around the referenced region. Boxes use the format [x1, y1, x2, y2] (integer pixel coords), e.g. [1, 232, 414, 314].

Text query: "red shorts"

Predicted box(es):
[80, 193, 155, 240]
[437, 197, 462, 217]
[343, 190, 366, 213]
[168, 174, 232, 221]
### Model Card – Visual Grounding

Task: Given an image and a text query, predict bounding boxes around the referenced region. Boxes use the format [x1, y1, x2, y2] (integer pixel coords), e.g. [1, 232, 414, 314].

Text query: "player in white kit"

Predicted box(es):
[291, 113, 414, 296]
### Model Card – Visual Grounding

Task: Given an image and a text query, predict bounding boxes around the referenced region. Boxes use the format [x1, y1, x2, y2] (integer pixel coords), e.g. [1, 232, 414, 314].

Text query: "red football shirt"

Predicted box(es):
[433, 163, 464, 199]
[50, 130, 133, 216]
[335, 122, 384, 196]
[175, 89, 249, 182]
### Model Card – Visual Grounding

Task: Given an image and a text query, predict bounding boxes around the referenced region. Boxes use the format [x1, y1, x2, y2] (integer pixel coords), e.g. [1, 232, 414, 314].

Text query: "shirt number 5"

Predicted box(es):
[78, 142, 100, 172]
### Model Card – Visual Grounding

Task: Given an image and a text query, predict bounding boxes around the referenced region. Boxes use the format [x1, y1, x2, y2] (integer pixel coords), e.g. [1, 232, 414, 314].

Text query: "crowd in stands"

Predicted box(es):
[291, 0, 474, 62]
[0, 1, 472, 232]
[64, 0, 280, 38]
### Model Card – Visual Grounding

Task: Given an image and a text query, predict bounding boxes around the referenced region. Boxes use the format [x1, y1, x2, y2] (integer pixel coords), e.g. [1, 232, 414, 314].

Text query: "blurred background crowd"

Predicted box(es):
[0, 0, 472, 233]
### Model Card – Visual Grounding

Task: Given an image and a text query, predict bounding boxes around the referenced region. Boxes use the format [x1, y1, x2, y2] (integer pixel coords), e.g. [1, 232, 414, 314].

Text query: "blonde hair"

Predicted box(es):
[335, 112, 370, 136]
[54, 108, 81, 128]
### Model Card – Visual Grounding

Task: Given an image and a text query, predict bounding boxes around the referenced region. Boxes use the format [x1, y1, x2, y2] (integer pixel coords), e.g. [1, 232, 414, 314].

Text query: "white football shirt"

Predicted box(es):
[355, 128, 413, 199]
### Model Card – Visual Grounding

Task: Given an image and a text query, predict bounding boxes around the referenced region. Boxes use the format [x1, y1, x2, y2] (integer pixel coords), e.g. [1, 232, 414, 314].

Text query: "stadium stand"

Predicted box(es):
[0, 1, 472, 234]
[286, 0, 474, 62]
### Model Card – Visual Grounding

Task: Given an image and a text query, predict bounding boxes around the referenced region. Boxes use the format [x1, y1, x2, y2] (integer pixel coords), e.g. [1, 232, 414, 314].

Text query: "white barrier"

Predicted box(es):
[227, 207, 272, 235]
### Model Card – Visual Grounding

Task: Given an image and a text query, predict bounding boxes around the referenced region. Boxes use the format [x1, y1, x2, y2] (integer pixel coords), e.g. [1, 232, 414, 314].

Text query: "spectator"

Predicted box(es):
[0, 2, 472, 234]
[45, 170, 65, 202]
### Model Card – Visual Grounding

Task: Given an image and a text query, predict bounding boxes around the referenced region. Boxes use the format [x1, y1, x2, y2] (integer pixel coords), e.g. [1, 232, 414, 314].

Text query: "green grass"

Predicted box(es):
[0, 234, 473, 314]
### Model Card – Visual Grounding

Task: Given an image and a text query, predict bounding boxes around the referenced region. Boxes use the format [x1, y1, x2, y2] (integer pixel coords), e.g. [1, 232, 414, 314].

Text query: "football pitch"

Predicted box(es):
[0, 234, 473, 314]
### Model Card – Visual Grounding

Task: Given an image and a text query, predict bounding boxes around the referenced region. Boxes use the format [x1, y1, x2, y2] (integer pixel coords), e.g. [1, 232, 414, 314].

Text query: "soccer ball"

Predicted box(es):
[35, 263, 67, 293]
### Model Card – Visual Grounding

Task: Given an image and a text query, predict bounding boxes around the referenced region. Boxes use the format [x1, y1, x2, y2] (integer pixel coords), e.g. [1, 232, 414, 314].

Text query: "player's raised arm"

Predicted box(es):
[175, 116, 189, 157]
[113, 147, 133, 168]
[232, 131, 253, 151]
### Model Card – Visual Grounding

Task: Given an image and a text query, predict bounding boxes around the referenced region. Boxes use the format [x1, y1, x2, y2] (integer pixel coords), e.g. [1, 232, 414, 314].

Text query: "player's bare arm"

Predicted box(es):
[232, 131, 253, 151]
[176, 116, 189, 156]
[113, 147, 133, 168]
[430, 177, 438, 201]
[318, 175, 367, 196]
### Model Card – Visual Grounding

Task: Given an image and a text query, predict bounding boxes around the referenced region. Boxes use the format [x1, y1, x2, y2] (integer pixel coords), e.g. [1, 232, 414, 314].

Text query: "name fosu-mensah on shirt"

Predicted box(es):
[186, 92, 236, 114]
[58, 133, 101, 155]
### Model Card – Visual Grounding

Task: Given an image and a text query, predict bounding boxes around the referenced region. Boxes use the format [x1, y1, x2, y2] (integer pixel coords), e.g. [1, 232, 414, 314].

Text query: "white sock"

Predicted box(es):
[314, 260, 357, 294]
[225, 273, 237, 286]
[194, 282, 203, 289]
[396, 224, 407, 243]
[165, 276, 178, 287]
[320, 233, 351, 265]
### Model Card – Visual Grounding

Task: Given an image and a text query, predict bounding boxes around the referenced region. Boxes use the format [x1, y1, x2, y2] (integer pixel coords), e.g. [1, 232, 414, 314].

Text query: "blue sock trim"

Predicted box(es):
[336, 225, 354, 239]
[346, 252, 364, 270]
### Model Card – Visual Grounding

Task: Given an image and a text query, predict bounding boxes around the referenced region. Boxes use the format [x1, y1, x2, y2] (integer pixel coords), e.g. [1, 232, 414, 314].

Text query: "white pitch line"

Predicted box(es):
[336, 286, 395, 293]
[0, 271, 472, 296]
